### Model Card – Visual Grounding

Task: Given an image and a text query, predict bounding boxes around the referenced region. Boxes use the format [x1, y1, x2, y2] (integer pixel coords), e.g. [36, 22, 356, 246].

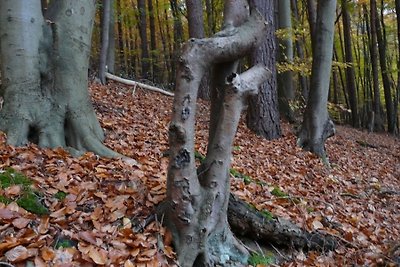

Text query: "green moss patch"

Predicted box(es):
[0, 168, 48, 215]
[0, 168, 32, 188]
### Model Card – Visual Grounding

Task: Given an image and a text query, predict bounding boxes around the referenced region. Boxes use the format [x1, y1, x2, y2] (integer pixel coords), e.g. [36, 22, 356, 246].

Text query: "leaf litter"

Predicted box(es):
[0, 81, 398, 266]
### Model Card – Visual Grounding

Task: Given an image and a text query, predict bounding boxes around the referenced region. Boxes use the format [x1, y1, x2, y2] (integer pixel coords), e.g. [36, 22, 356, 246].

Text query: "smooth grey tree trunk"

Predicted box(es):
[99, 0, 111, 84]
[246, 0, 282, 139]
[298, 0, 337, 159]
[185, 0, 210, 99]
[163, 1, 269, 265]
[277, 0, 295, 121]
[0, 0, 122, 158]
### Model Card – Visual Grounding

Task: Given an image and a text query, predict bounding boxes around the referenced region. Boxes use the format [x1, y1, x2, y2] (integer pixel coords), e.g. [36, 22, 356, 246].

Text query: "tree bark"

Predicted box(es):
[277, 0, 295, 121]
[137, 0, 150, 79]
[99, 0, 111, 84]
[374, 1, 395, 133]
[291, 0, 310, 100]
[298, 0, 337, 160]
[0, 0, 123, 158]
[106, 0, 116, 74]
[395, 0, 400, 133]
[147, 0, 159, 83]
[185, 0, 210, 99]
[341, 0, 359, 127]
[368, 0, 385, 132]
[163, 5, 269, 265]
[307, 0, 317, 43]
[246, 0, 282, 139]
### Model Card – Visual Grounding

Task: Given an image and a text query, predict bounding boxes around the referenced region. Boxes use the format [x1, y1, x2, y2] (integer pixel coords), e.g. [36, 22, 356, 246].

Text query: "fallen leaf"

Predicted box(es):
[5, 245, 29, 262]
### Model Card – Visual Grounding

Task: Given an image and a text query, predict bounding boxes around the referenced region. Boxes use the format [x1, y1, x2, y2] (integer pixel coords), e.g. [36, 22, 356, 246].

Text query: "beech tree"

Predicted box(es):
[0, 0, 123, 158]
[162, 0, 269, 263]
[298, 0, 337, 159]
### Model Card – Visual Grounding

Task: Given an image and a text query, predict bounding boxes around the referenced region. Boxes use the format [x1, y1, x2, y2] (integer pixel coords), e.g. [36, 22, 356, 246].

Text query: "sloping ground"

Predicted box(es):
[0, 82, 399, 266]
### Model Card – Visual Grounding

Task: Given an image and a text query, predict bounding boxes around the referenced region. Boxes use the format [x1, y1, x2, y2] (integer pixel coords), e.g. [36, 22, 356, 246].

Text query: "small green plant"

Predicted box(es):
[54, 237, 77, 249]
[270, 187, 288, 197]
[230, 169, 253, 185]
[260, 210, 274, 221]
[55, 191, 67, 200]
[194, 150, 206, 163]
[248, 252, 274, 266]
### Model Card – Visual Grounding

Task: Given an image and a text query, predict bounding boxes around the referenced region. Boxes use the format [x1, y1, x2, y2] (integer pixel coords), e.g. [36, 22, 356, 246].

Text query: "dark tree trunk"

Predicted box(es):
[163, 1, 270, 265]
[148, 0, 159, 83]
[307, 0, 317, 43]
[106, 0, 116, 74]
[99, 0, 111, 84]
[169, 0, 184, 85]
[137, 0, 150, 79]
[246, 0, 282, 139]
[395, 0, 400, 133]
[116, 0, 125, 72]
[185, 0, 210, 99]
[277, 0, 295, 121]
[368, 0, 385, 132]
[298, 0, 337, 160]
[0, 0, 123, 158]
[375, 1, 395, 133]
[341, 0, 359, 127]
[291, 0, 309, 100]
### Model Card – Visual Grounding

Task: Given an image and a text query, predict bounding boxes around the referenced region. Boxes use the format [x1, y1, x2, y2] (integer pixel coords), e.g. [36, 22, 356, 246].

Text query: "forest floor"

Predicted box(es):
[0, 81, 399, 267]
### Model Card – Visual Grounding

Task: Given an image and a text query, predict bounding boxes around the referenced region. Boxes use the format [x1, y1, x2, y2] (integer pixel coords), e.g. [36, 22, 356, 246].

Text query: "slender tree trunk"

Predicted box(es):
[169, 0, 184, 85]
[99, 0, 111, 84]
[246, 0, 282, 139]
[148, 0, 159, 82]
[106, 0, 116, 74]
[185, 0, 210, 99]
[341, 0, 359, 127]
[137, 0, 150, 79]
[395, 0, 400, 133]
[375, 1, 395, 133]
[116, 0, 125, 72]
[163, 2, 268, 264]
[368, 0, 385, 131]
[0, 0, 122, 158]
[277, 0, 295, 121]
[291, 0, 309, 100]
[298, 0, 337, 159]
[307, 0, 317, 43]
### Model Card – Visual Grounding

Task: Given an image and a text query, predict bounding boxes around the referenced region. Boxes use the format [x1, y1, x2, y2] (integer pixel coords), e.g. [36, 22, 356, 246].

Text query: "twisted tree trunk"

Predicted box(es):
[163, 5, 269, 266]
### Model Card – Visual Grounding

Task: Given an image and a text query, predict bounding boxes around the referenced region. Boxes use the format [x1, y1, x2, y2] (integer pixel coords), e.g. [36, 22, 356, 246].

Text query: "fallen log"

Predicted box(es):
[105, 72, 174, 97]
[150, 194, 337, 252]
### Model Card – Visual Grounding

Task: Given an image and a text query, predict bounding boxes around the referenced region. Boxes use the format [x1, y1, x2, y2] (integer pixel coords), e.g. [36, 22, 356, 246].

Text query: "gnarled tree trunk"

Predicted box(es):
[163, 3, 269, 265]
[0, 0, 122, 158]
